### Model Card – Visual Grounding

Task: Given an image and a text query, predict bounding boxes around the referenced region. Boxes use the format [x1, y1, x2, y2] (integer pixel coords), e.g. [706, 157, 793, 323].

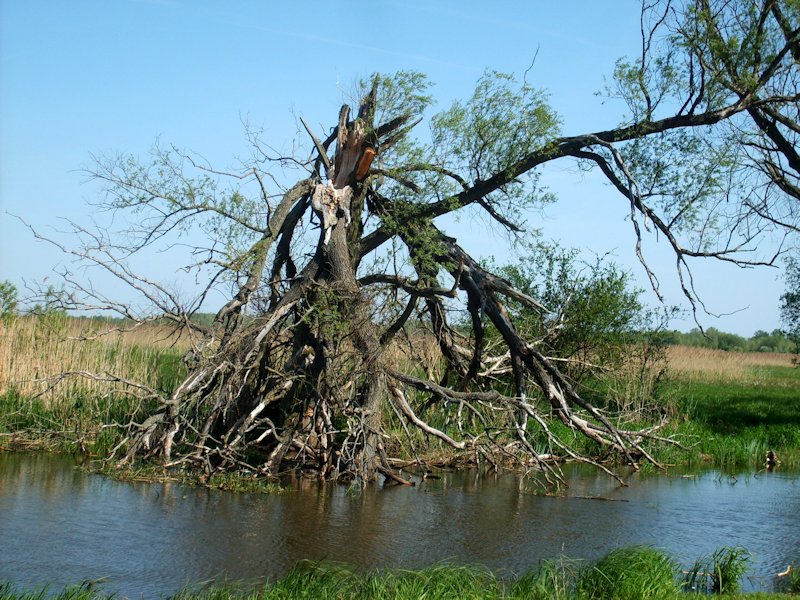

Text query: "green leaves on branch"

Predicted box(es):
[430, 70, 559, 213]
[781, 256, 800, 358]
[0, 281, 18, 322]
[361, 71, 434, 132]
[432, 71, 560, 180]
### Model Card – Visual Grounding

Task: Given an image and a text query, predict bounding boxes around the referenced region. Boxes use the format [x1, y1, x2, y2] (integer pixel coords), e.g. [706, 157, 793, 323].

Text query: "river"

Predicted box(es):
[0, 453, 798, 597]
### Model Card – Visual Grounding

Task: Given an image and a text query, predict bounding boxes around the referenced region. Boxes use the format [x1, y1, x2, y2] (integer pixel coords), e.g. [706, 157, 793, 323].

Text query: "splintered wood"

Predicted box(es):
[312, 182, 352, 245]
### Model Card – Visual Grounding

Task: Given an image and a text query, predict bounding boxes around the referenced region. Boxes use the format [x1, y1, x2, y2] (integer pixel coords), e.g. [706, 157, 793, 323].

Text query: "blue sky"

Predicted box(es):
[0, 0, 789, 335]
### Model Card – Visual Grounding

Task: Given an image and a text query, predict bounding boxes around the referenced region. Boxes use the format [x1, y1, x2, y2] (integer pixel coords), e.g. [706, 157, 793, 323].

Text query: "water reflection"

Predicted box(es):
[0, 453, 797, 597]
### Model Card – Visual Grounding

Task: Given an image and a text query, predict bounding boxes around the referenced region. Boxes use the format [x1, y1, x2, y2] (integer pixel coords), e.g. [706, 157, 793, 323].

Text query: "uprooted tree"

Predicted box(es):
[33, 0, 799, 483]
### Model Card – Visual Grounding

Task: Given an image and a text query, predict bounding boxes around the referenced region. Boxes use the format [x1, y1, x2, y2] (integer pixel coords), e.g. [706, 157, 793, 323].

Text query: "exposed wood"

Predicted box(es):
[377, 466, 415, 486]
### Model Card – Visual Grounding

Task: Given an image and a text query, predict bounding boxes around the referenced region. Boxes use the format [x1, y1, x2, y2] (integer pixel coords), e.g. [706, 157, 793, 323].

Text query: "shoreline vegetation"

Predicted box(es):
[1, 316, 798, 479]
[1, 546, 798, 599]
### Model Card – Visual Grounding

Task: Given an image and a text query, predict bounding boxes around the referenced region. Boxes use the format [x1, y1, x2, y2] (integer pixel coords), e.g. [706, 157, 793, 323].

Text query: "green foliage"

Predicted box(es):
[0, 280, 18, 321]
[430, 70, 559, 215]
[347, 71, 437, 186]
[602, 0, 799, 268]
[365, 71, 434, 130]
[376, 204, 449, 276]
[780, 256, 800, 359]
[92, 143, 264, 275]
[622, 130, 732, 241]
[487, 243, 669, 385]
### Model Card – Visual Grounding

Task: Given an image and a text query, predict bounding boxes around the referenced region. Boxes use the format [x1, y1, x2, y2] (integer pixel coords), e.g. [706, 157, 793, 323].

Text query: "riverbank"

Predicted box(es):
[2, 548, 798, 599]
[1, 314, 798, 477]
[652, 350, 800, 470]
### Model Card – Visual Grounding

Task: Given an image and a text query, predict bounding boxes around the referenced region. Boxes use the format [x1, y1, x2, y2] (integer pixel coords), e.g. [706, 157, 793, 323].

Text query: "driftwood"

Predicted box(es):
[378, 466, 415, 486]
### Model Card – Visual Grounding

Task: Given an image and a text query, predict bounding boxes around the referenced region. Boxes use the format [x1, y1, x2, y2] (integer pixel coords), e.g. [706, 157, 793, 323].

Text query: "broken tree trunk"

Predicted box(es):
[109, 78, 675, 486]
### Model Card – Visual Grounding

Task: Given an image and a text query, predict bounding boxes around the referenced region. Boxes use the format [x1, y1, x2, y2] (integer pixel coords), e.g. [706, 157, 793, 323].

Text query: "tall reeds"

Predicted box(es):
[666, 346, 795, 382]
[0, 315, 190, 444]
[0, 315, 190, 403]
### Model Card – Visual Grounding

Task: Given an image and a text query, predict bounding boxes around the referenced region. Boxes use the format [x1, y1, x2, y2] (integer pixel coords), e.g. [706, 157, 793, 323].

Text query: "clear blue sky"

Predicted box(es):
[0, 0, 789, 335]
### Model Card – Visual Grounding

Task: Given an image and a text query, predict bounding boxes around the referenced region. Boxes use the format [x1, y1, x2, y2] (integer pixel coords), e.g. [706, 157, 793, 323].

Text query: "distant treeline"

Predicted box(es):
[77, 312, 217, 327]
[660, 327, 794, 353]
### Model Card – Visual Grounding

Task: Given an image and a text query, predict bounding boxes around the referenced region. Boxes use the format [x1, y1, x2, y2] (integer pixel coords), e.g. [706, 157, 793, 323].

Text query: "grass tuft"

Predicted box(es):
[575, 546, 677, 600]
[509, 557, 579, 600]
[681, 546, 751, 595]
[711, 547, 751, 595]
[0, 581, 103, 600]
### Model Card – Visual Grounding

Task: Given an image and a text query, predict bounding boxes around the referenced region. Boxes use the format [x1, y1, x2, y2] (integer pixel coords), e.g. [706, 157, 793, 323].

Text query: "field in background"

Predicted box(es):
[2, 315, 794, 402]
[666, 345, 795, 380]
[657, 345, 800, 469]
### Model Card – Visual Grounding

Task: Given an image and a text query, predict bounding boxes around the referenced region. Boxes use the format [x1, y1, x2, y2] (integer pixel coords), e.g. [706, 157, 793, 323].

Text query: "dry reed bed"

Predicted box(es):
[0, 316, 436, 408]
[666, 345, 795, 381]
[0, 316, 193, 404]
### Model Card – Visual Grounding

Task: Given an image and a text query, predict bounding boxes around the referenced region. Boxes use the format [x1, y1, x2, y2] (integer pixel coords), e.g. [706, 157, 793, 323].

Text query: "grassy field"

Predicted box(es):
[652, 347, 800, 469]
[1, 546, 797, 599]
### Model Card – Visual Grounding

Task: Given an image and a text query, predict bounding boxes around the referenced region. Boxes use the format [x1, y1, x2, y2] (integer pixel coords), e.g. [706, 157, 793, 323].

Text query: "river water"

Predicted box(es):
[0, 453, 798, 597]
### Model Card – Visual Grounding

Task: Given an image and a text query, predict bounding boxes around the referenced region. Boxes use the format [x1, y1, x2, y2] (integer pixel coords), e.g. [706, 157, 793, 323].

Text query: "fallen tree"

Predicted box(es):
[30, 0, 800, 483]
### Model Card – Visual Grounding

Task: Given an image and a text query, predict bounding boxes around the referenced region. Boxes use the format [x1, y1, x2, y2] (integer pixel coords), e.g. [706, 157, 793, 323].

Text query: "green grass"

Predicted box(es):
[3, 547, 796, 599]
[649, 365, 800, 469]
[0, 581, 102, 600]
[673, 371, 800, 431]
[90, 461, 286, 494]
[204, 472, 285, 494]
[575, 546, 677, 600]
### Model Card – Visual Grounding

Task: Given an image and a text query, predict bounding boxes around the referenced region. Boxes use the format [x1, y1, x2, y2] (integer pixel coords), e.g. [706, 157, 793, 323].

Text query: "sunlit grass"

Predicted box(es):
[650, 352, 800, 469]
[575, 546, 677, 600]
[666, 346, 795, 382]
[0, 315, 191, 403]
[0, 315, 190, 449]
[2, 547, 796, 599]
